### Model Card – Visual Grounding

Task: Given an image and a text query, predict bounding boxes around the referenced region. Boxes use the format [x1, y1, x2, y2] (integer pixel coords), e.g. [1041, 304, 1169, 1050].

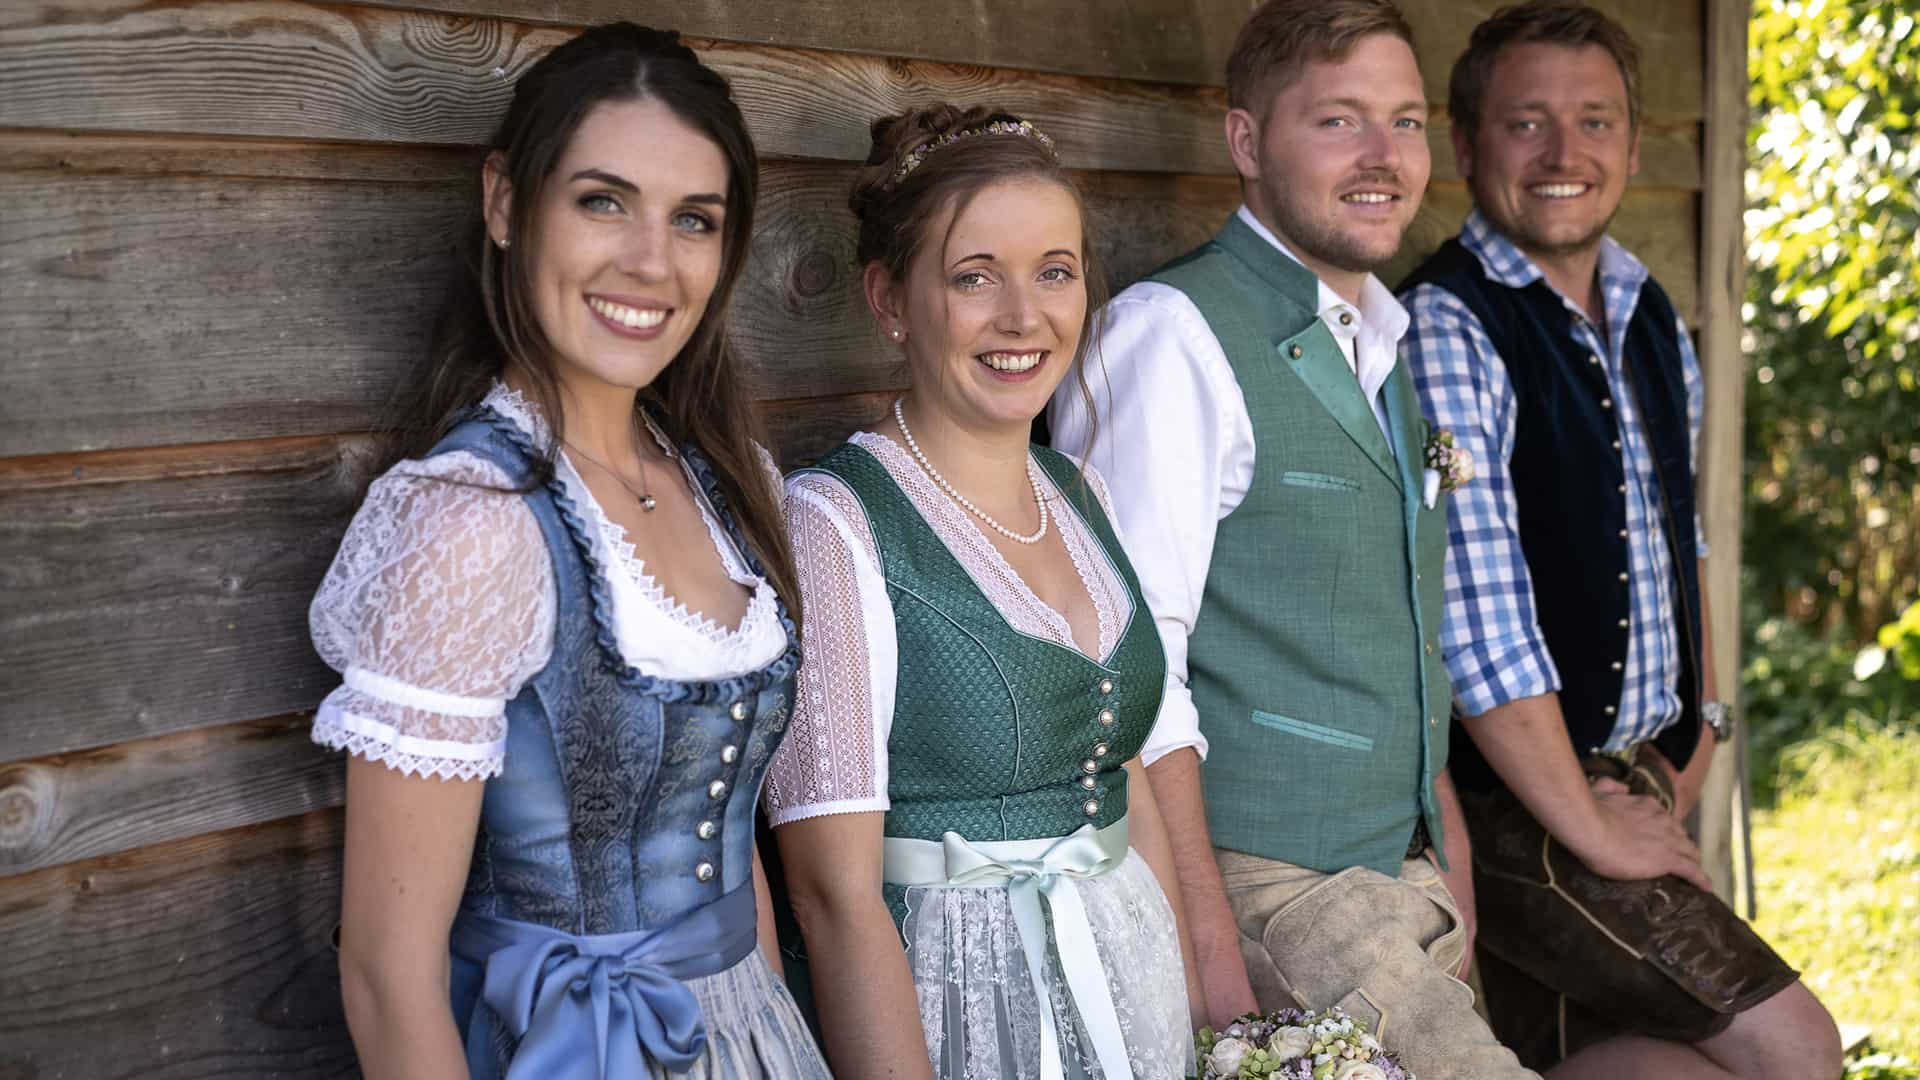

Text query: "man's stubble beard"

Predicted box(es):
[1259, 173, 1417, 277]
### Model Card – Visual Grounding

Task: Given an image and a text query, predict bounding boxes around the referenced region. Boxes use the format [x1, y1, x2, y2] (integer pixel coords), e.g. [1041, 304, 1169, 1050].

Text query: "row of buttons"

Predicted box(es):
[1077, 677, 1119, 817]
[693, 700, 752, 883]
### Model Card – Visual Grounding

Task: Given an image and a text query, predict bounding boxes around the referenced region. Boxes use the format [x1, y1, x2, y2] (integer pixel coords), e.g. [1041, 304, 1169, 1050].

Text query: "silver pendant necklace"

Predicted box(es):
[563, 435, 659, 512]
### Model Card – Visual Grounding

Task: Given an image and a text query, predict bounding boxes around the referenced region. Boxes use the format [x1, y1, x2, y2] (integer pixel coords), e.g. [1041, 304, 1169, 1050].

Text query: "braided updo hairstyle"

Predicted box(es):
[847, 104, 1109, 459]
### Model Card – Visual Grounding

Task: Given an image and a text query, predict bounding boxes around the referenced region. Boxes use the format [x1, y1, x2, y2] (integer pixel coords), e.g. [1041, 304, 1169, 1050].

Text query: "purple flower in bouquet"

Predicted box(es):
[1422, 427, 1475, 494]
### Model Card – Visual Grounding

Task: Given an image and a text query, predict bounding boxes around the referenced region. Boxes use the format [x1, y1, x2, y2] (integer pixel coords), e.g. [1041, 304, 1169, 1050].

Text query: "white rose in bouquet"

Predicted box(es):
[1333, 1060, 1390, 1080]
[1207, 1036, 1251, 1077]
[1265, 1025, 1314, 1062]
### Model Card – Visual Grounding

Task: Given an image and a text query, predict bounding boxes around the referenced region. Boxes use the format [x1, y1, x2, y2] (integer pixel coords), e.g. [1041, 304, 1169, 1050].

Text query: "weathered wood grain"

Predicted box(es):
[0, 716, 341, 877]
[0, 435, 367, 494]
[0, 161, 1242, 455]
[761, 391, 897, 469]
[0, 0, 1232, 176]
[347, 0, 1247, 87]
[0, 439, 366, 761]
[1695, 0, 1752, 906]
[0, 1, 1707, 185]
[0, 116, 1704, 193]
[0, 167, 463, 454]
[0, 811, 354, 1078]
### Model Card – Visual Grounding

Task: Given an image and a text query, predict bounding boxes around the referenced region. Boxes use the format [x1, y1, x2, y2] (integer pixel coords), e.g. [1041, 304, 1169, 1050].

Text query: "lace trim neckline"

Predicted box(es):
[847, 430, 1129, 662]
[481, 382, 778, 650]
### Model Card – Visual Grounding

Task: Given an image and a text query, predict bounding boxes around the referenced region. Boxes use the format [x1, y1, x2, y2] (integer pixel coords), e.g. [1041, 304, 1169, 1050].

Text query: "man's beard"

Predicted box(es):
[1260, 172, 1411, 276]
[1478, 175, 1621, 260]
[1510, 211, 1617, 260]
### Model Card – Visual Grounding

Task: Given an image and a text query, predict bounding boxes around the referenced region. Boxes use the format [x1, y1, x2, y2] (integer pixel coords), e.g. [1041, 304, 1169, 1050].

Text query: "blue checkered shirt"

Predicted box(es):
[1401, 211, 1707, 750]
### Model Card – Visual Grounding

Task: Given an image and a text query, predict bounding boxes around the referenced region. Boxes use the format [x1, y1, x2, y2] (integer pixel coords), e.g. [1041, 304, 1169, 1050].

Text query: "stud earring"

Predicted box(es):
[495, 236, 510, 250]
[890, 327, 904, 341]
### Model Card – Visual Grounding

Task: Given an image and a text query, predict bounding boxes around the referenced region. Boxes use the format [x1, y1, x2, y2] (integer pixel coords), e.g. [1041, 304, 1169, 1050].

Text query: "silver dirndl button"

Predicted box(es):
[707, 779, 729, 800]
[695, 862, 716, 882]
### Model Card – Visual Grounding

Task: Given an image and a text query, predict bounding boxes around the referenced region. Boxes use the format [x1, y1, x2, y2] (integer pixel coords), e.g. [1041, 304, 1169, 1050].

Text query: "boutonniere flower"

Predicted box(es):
[1421, 427, 1475, 509]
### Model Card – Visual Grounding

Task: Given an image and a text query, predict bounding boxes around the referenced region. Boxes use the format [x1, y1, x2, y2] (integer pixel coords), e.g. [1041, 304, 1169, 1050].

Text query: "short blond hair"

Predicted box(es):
[1226, 0, 1418, 113]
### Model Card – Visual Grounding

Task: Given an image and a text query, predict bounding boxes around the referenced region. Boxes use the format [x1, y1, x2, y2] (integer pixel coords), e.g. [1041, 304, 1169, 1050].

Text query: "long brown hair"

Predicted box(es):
[384, 22, 800, 625]
[847, 104, 1110, 491]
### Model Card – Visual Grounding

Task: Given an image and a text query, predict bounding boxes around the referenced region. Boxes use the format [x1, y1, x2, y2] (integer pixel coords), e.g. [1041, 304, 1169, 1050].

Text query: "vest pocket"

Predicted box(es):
[1250, 710, 1375, 752]
[1280, 470, 1362, 493]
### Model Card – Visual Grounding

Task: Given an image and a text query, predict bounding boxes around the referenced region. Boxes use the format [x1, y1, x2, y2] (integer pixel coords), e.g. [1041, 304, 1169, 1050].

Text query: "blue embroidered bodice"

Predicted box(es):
[428, 409, 800, 936]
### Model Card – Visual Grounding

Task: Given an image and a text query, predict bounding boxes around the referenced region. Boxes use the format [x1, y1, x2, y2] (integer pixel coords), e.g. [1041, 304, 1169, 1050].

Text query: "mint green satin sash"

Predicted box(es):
[882, 817, 1134, 1080]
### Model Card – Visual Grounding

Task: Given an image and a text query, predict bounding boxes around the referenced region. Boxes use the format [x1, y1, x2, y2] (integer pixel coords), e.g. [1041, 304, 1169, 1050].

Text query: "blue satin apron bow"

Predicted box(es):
[883, 817, 1135, 1080]
[450, 885, 756, 1079]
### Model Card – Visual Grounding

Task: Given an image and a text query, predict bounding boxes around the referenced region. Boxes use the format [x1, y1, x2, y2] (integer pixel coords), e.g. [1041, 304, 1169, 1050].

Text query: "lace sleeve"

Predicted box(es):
[308, 452, 556, 781]
[761, 471, 895, 825]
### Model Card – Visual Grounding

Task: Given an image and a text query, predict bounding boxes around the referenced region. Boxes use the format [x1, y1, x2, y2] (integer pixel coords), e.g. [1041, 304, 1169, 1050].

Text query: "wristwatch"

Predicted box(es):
[1701, 701, 1733, 742]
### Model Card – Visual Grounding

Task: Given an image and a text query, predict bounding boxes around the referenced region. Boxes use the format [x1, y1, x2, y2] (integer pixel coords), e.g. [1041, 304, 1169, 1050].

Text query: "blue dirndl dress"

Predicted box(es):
[424, 409, 829, 1078]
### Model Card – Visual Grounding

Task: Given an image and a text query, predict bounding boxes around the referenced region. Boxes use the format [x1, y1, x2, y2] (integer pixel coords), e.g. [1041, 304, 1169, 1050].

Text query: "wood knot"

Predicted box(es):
[0, 765, 56, 858]
[791, 249, 839, 300]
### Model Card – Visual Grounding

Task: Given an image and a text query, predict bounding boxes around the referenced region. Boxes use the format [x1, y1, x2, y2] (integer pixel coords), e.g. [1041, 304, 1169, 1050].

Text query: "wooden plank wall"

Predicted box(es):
[0, 1, 1715, 1073]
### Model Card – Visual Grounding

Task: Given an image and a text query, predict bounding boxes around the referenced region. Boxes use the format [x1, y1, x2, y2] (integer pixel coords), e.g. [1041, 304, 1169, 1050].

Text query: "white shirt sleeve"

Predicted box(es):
[761, 471, 897, 825]
[308, 452, 556, 781]
[1049, 283, 1257, 765]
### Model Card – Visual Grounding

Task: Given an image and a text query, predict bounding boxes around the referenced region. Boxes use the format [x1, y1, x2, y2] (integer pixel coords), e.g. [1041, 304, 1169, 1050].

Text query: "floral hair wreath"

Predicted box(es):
[888, 118, 1058, 186]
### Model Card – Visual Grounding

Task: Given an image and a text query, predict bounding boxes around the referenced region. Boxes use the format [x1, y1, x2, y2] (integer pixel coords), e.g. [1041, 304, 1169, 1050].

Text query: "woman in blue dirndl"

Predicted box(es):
[308, 24, 829, 1079]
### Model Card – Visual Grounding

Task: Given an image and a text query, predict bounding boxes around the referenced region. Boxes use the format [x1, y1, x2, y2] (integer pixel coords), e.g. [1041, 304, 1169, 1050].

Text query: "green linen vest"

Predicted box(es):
[799, 441, 1168, 926]
[1147, 215, 1451, 876]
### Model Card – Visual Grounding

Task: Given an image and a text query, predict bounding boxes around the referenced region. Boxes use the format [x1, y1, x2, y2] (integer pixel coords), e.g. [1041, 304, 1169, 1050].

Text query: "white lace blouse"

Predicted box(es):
[761, 432, 1145, 826]
[308, 384, 788, 781]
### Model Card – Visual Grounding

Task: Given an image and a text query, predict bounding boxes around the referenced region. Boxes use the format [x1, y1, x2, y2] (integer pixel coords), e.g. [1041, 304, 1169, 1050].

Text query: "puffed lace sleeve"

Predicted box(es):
[761, 470, 896, 825]
[308, 452, 555, 781]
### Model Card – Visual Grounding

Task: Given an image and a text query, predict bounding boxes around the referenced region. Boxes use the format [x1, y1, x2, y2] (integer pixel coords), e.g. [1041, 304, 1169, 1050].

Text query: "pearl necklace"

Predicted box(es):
[893, 398, 1048, 545]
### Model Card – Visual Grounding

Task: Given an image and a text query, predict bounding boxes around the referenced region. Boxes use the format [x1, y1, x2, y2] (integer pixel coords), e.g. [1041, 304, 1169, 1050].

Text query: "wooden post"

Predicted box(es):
[1696, 0, 1752, 906]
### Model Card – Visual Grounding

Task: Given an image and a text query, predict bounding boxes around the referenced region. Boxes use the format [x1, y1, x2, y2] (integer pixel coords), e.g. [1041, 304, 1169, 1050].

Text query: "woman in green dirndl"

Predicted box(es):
[762, 105, 1200, 1080]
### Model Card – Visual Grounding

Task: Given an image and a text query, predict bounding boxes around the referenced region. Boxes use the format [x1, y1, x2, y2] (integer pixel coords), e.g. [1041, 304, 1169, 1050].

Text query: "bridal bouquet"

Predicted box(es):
[1190, 1007, 1414, 1080]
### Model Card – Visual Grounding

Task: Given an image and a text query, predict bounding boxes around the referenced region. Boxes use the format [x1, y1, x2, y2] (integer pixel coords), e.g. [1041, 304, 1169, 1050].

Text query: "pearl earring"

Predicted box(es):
[890, 327, 904, 341]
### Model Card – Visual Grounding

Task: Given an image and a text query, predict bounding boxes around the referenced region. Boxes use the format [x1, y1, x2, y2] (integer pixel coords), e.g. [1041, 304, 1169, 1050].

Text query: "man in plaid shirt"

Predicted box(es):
[1399, 3, 1839, 1077]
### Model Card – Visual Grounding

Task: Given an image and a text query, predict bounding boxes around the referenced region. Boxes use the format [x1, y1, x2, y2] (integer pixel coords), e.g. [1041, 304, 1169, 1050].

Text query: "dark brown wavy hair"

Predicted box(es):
[383, 22, 799, 626]
[847, 104, 1108, 484]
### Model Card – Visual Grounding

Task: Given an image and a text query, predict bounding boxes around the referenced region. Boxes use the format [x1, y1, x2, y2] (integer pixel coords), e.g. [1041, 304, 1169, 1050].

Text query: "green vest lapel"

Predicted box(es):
[1215, 216, 1401, 488]
[1382, 364, 1425, 527]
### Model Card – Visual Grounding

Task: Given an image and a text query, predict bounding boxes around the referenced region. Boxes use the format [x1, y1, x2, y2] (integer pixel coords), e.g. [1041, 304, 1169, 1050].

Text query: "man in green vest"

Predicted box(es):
[1050, 1, 1535, 1076]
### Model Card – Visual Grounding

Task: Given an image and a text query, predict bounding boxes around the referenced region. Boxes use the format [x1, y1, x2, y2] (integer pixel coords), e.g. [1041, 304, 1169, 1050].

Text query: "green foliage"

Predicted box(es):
[1865, 599, 1920, 678]
[1745, 0, 1920, 643]
[1750, 725, 1920, 1063]
[1741, 589, 1919, 804]
[1847, 1051, 1920, 1079]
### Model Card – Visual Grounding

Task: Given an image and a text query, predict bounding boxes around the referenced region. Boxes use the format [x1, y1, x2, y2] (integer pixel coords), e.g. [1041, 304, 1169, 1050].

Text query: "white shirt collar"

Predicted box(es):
[1234, 205, 1410, 349]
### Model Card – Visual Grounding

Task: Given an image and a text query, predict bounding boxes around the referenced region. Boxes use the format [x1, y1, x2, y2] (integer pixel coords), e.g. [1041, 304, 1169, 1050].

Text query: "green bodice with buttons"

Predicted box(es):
[1146, 215, 1451, 877]
[799, 441, 1167, 926]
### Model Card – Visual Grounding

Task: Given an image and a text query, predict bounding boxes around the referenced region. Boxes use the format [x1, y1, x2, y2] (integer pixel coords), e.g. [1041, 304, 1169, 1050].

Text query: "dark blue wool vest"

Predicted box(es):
[1401, 239, 1703, 790]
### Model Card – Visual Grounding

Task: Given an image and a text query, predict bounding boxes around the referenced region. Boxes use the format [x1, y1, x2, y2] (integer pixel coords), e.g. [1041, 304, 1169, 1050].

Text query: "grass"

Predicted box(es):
[1745, 724, 1920, 1077]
